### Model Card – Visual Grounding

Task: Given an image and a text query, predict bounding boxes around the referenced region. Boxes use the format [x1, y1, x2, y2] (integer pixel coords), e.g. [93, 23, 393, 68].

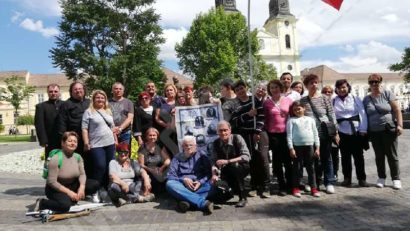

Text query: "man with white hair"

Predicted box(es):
[166, 136, 214, 213]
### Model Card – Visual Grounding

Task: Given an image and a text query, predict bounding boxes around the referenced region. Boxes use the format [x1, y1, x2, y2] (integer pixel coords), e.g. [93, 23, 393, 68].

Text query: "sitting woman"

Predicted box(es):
[108, 143, 154, 207]
[34, 131, 100, 213]
[138, 128, 171, 196]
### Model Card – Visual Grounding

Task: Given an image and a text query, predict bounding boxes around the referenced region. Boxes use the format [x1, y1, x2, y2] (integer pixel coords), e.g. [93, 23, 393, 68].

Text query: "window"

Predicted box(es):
[37, 93, 44, 103]
[284, 20, 289, 26]
[0, 114, 3, 124]
[287, 65, 293, 71]
[258, 39, 265, 50]
[285, 34, 291, 49]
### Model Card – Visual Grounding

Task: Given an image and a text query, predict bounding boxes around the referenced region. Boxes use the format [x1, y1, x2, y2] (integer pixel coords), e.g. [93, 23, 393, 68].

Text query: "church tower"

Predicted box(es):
[215, 0, 238, 12]
[257, 0, 300, 78]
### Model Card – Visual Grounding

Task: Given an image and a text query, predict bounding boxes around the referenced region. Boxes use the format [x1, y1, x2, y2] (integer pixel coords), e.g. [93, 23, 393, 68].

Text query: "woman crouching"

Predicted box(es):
[108, 143, 154, 207]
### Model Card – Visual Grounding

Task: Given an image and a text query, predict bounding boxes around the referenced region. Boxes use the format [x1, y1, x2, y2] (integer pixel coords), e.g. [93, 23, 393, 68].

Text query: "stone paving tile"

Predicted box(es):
[0, 131, 409, 230]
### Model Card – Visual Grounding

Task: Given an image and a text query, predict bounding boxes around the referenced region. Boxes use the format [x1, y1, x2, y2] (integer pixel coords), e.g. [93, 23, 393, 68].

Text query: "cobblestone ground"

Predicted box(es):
[1, 131, 409, 230]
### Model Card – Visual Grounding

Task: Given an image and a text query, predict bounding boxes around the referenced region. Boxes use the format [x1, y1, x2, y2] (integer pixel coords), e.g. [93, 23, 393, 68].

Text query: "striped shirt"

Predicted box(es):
[230, 97, 264, 133]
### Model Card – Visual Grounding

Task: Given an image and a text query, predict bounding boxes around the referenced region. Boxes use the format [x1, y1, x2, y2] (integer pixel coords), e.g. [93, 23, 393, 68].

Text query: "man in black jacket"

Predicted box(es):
[34, 83, 63, 158]
[56, 81, 90, 156]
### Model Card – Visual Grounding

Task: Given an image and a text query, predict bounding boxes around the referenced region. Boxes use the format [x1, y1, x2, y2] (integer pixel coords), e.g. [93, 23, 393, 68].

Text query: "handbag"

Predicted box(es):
[208, 179, 234, 203]
[307, 96, 337, 138]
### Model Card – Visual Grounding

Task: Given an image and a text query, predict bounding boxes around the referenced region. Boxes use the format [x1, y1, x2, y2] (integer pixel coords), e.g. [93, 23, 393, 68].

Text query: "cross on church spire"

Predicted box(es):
[269, 0, 293, 19]
[215, 0, 238, 12]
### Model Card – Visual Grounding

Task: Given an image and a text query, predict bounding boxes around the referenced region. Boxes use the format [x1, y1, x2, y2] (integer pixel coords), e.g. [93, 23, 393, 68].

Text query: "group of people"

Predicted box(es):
[33, 71, 403, 214]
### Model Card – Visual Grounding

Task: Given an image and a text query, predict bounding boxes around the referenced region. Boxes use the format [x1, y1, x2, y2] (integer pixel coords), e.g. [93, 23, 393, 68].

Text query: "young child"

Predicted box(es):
[286, 101, 320, 197]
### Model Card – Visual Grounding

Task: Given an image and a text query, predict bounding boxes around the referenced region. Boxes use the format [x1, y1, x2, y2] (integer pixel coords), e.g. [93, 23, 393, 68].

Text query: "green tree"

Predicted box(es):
[0, 123, 4, 134]
[17, 114, 34, 134]
[50, 0, 165, 101]
[175, 7, 276, 89]
[390, 47, 410, 82]
[0, 76, 35, 123]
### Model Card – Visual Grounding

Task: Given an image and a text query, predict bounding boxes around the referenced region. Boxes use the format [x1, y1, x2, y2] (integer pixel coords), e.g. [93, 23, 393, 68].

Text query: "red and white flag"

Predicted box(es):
[322, 0, 344, 10]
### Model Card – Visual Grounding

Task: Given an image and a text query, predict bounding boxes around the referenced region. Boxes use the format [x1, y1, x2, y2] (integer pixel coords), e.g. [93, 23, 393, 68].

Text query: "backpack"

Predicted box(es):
[42, 149, 81, 179]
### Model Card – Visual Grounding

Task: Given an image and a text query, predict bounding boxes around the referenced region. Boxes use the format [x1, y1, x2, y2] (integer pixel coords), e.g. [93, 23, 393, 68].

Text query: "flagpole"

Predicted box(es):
[247, 0, 256, 129]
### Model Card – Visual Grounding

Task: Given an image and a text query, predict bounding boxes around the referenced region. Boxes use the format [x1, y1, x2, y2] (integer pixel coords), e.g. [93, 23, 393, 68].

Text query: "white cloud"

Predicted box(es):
[302, 41, 402, 73]
[159, 27, 188, 61]
[381, 14, 399, 23]
[15, 0, 61, 17]
[11, 11, 23, 23]
[19, 18, 58, 37]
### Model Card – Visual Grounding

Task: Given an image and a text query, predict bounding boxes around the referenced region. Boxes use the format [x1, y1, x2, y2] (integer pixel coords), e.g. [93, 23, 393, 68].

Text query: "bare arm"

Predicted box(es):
[82, 128, 91, 151]
[390, 100, 403, 136]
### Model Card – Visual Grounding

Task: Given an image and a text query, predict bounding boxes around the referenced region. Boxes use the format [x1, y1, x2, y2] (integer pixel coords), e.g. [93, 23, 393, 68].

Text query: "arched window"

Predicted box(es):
[285, 34, 291, 49]
[287, 65, 293, 71]
[258, 39, 265, 50]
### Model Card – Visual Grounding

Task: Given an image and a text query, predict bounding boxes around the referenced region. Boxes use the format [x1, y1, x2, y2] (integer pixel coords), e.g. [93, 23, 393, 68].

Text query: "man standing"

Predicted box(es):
[166, 136, 214, 214]
[34, 84, 63, 158]
[145, 81, 164, 107]
[109, 82, 134, 144]
[57, 81, 90, 155]
[219, 78, 238, 121]
[280, 72, 301, 101]
[211, 120, 250, 207]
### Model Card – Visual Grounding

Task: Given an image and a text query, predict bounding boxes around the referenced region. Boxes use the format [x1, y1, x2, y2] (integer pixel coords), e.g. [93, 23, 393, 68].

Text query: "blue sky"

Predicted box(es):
[0, 0, 409, 75]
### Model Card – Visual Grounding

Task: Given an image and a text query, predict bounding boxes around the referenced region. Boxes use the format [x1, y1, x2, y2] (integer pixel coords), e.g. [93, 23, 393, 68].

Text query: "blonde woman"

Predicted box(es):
[82, 90, 117, 196]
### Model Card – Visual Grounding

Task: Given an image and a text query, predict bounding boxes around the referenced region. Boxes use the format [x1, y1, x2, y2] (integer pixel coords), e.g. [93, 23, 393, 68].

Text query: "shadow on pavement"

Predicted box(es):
[4, 187, 44, 196]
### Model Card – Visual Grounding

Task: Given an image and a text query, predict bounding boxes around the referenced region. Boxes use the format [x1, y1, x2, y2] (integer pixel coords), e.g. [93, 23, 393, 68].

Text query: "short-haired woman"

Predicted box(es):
[363, 74, 403, 189]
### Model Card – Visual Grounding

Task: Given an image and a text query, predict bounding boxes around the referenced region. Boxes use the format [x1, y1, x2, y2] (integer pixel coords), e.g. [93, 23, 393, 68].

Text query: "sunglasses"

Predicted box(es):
[141, 97, 149, 100]
[368, 80, 380, 85]
[323, 91, 332, 94]
[48, 91, 59, 93]
[118, 151, 129, 155]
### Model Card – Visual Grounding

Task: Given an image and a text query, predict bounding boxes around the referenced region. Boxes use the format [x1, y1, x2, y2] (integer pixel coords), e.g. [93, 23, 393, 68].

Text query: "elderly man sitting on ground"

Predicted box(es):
[166, 136, 214, 214]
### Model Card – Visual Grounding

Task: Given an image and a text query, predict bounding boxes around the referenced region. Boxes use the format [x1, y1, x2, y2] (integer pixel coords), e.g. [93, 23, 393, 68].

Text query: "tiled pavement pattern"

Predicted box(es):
[1, 131, 409, 230]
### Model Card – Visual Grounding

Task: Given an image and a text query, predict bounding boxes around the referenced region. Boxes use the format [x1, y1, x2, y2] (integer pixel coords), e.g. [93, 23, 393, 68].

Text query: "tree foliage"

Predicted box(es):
[50, 0, 166, 101]
[175, 7, 276, 89]
[0, 76, 35, 117]
[390, 47, 410, 83]
[17, 114, 34, 126]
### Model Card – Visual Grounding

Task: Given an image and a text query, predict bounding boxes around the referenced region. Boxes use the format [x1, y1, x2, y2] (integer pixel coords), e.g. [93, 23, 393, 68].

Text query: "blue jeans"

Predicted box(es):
[166, 180, 211, 209]
[118, 130, 131, 144]
[316, 137, 336, 186]
[89, 144, 115, 187]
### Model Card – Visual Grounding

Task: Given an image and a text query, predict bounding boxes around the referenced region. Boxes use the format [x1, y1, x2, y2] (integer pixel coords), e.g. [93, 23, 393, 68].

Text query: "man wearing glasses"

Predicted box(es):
[34, 83, 63, 158]
[166, 136, 214, 214]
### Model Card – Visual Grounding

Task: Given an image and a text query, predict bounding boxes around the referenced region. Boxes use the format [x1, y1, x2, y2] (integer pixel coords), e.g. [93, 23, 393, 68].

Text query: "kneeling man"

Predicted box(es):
[166, 136, 213, 213]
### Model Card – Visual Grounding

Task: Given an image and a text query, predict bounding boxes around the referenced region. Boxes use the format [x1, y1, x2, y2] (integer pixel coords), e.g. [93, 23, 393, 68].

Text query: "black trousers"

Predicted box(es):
[339, 132, 366, 180]
[268, 132, 292, 191]
[292, 145, 317, 189]
[221, 163, 250, 199]
[40, 179, 100, 213]
[240, 131, 270, 191]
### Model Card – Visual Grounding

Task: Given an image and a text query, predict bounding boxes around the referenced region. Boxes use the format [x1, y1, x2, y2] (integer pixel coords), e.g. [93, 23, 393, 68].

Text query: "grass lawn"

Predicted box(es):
[0, 135, 31, 142]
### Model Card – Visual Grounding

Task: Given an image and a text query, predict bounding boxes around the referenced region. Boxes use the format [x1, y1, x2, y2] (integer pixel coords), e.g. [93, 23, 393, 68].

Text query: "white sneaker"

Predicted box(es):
[91, 193, 100, 203]
[326, 185, 335, 194]
[304, 185, 311, 192]
[393, 180, 402, 190]
[376, 178, 385, 188]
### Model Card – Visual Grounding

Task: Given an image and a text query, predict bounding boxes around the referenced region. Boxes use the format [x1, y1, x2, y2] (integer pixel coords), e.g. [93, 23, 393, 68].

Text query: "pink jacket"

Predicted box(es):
[263, 97, 293, 133]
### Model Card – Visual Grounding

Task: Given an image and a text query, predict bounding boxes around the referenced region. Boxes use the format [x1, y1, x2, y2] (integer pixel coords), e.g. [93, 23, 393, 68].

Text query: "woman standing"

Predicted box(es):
[263, 80, 293, 196]
[291, 81, 304, 96]
[138, 128, 171, 196]
[363, 74, 403, 189]
[82, 90, 116, 192]
[154, 84, 178, 156]
[300, 74, 338, 194]
[35, 132, 100, 213]
[133, 92, 154, 146]
[333, 79, 368, 187]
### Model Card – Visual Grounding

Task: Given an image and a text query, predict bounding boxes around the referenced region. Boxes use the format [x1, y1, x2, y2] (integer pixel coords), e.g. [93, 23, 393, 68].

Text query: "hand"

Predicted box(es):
[211, 175, 219, 184]
[77, 187, 85, 200]
[137, 136, 144, 146]
[67, 190, 79, 202]
[144, 181, 152, 193]
[334, 134, 340, 145]
[397, 126, 403, 136]
[121, 183, 129, 193]
[170, 108, 176, 116]
[359, 132, 367, 136]
[84, 143, 91, 151]
[183, 178, 195, 191]
[289, 149, 297, 159]
[112, 127, 121, 135]
[216, 159, 229, 168]
[247, 108, 257, 117]
[192, 181, 201, 191]
[314, 149, 320, 158]
[253, 133, 261, 143]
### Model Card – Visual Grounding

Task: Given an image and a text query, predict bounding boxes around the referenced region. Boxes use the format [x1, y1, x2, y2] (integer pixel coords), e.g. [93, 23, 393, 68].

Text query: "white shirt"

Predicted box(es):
[282, 90, 301, 101]
[333, 94, 367, 135]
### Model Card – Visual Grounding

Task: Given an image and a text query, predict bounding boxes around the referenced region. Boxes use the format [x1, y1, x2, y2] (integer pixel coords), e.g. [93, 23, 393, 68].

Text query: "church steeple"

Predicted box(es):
[268, 0, 293, 19]
[215, 0, 238, 12]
